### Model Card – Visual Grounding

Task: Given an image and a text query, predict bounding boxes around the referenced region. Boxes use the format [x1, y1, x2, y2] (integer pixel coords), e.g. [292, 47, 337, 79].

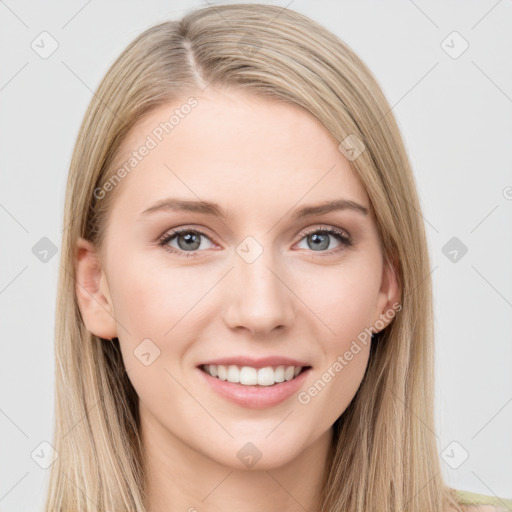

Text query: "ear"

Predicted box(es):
[373, 253, 402, 332]
[74, 237, 118, 339]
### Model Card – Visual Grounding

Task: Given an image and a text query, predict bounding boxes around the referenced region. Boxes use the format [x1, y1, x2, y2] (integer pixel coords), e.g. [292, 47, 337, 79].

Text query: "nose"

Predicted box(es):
[222, 246, 296, 336]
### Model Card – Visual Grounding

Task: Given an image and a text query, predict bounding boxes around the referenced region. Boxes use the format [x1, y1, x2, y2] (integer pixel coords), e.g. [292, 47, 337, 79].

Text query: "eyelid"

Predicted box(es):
[298, 224, 351, 241]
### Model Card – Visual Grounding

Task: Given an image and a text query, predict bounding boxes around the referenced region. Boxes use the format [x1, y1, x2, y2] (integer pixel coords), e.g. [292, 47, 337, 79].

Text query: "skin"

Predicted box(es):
[75, 87, 400, 512]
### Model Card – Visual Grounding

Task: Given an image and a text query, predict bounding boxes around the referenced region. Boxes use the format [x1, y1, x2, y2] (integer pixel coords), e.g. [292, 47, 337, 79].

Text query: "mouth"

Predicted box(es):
[197, 358, 313, 408]
[199, 363, 312, 387]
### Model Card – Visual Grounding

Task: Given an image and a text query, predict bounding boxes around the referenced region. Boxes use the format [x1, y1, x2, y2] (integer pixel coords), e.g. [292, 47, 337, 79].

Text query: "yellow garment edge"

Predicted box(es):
[454, 488, 512, 510]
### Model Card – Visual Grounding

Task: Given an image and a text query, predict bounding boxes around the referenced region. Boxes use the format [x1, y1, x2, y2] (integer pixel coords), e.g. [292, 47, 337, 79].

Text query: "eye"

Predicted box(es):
[295, 226, 352, 255]
[158, 225, 352, 258]
[158, 227, 216, 258]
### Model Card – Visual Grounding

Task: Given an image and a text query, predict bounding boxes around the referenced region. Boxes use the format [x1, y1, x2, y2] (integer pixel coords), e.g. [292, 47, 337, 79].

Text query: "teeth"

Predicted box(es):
[240, 366, 257, 385]
[227, 365, 241, 383]
[217, 365, 227, 380]
[274, 366, 285, 383]
[203, 364, 305, 386]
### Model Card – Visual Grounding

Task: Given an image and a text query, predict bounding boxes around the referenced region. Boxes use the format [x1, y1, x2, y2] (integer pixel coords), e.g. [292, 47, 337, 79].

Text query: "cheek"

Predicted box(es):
[109, 260, 203, 415]
[111, 255, 211, 338]
[106, 257, 200, 384]
[311, 342, 370, 426]
[297, 269, 374, 423]
[291, 256, 382, 341]
[290, 256, 378, 416]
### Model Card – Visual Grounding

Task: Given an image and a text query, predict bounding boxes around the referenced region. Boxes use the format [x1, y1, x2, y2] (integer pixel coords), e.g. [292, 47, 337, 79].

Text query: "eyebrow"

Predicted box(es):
[140, 197, 369, 219]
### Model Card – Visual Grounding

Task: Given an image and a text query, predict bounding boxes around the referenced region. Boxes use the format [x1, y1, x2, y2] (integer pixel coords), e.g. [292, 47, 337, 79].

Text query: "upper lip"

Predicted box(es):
[197, 356, 311, 369]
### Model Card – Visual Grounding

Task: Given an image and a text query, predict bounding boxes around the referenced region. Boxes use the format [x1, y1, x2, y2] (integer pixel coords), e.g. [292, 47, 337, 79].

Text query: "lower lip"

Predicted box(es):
[197, 367, 311, 409]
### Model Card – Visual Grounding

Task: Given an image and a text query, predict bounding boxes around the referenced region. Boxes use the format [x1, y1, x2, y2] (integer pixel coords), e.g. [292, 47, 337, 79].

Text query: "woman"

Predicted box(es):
[45, 4, 511, 511]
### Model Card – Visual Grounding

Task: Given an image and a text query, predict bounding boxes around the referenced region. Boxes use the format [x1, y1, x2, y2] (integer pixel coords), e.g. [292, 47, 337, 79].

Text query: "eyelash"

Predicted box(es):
[157, 226, 352, 258]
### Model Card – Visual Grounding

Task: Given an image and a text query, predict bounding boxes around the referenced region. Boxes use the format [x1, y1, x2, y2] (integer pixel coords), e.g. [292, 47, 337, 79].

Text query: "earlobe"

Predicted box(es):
[74, 237, 118, 339]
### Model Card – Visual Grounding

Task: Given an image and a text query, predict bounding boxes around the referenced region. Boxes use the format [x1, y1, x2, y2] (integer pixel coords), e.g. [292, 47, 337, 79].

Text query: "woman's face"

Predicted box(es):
[76, 87, 399, 470]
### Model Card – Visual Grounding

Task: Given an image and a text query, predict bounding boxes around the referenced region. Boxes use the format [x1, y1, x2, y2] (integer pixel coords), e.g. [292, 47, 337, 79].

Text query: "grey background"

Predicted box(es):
[1, 1, 511, 510]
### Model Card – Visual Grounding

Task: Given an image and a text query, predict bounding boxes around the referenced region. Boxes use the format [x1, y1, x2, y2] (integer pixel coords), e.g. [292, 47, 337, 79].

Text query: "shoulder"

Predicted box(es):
[451, 488, 512, 512]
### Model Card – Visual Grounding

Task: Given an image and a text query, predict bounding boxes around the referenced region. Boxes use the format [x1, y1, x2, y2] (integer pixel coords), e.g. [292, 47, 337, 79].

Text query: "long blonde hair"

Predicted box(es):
[46, 4, 465, 511]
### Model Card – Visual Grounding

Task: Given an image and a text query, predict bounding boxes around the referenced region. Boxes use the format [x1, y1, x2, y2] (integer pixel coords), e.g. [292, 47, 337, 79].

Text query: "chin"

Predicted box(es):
[207, 435, 310, 471]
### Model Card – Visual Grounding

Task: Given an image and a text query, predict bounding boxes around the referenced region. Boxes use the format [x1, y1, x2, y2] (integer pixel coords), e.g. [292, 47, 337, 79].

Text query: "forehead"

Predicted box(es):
[107, 88, 369, 222]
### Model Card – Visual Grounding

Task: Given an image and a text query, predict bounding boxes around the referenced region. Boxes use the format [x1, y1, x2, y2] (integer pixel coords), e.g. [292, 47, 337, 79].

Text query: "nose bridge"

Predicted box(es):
[223, 237, 295, 334]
